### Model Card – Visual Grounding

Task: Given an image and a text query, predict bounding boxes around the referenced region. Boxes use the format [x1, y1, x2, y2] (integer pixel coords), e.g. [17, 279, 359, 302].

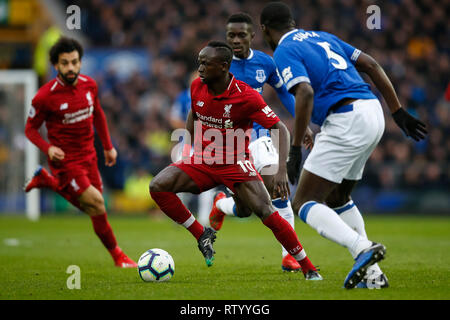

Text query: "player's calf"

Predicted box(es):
[233, 196, 253, 218]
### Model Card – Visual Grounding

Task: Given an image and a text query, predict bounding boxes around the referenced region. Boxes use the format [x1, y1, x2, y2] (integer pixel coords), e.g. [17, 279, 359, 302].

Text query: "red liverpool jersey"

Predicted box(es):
[25, 75, 113, 164]
[190, 74, 280, 165]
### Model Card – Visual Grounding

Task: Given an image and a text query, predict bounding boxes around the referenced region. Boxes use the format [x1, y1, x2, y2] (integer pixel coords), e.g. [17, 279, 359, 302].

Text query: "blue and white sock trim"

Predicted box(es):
[232, 204, 237, 216]
[272, 198, 289, 209]
[298, 201, 318, 223]
[333, 200, 355, 215]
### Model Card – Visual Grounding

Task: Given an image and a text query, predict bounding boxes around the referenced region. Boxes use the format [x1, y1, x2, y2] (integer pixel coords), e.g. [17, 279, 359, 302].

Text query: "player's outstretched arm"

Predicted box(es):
[93, 96, 117, 165]
[270, 120, 290, 200]
[273, 83, 314, 149]
[355, 52, 427, 141]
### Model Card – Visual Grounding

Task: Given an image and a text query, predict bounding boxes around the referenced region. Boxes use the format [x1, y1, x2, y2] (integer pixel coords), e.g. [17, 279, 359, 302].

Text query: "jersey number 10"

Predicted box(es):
[316, 42, 348, 70]
[237, 160, 257, 174]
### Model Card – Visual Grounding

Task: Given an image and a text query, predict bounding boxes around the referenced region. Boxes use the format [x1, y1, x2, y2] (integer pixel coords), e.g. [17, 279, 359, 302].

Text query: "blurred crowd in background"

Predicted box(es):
[66, 0, 449, 194]
[1, 0, 448, 213]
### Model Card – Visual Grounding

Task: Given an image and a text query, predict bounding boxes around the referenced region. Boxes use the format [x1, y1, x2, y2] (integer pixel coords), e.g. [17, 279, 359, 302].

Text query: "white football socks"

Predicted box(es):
[333, 200, 367, 237]
[333, 200, 382, 274]
[197, 188, 216, 226]
[216, 197, 237, 216]
[299, 201, 372, 259]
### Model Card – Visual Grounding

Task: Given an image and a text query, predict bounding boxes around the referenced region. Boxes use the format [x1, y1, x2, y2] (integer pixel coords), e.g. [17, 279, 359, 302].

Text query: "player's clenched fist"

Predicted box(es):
[48, 145, 65, 161]
[104, 148, 117, 167]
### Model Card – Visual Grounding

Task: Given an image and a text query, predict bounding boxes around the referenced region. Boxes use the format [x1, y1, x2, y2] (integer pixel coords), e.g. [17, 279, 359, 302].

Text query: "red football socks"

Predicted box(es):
[297, 255, 316, 274]
[263, 211, 315, 273]
[90, 213, 118, 251]
[150, 191, 204, 240]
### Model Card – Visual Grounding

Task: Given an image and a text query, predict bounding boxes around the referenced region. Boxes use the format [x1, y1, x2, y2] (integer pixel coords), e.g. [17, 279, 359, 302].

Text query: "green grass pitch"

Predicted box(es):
[0, 213, 449, 300]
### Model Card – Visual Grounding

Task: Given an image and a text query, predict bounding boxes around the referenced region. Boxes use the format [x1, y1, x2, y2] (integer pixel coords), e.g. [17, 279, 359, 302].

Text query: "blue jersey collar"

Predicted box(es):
[232, 48, 254, 61]
[278, 29, 299, 45]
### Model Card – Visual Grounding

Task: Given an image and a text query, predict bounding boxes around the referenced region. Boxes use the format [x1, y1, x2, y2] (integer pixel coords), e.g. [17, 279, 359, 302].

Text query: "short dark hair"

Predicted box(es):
[207, 40, 233, 65]
[49, 37, 83, 64]
[227, 12, 254, 26]
[260, 2, 294, 31]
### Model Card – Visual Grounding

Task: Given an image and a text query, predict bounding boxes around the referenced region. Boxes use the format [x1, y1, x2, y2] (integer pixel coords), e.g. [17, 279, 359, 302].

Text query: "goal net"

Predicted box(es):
[0, 70, 39, 220]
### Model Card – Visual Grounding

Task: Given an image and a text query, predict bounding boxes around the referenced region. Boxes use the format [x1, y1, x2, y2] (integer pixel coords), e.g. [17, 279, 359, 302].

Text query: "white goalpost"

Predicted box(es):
[0, 70, 39, 221]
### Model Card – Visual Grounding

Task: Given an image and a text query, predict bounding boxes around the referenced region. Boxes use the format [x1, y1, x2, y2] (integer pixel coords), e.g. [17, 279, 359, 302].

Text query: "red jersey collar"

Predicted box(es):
[209, 73, 236, 99]
[55, 74, 87, 88]
[55, 76, 66, 86]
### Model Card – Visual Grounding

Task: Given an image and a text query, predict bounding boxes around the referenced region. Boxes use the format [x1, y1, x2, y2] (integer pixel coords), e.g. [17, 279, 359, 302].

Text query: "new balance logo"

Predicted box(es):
[196, 101, 204, 107]
[224, 119, 233, 128]
[202, 239, 211, 247]
[60, 103, 68, 110]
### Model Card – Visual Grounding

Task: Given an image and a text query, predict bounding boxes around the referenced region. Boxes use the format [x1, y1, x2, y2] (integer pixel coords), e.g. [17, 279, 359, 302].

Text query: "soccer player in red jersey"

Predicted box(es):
[149, 41, 322, 280]
[24, 37, 137, 268]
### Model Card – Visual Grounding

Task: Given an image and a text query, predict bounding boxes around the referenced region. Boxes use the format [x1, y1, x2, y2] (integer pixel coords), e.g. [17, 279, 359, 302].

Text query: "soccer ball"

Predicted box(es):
[137, 248, 175, 282]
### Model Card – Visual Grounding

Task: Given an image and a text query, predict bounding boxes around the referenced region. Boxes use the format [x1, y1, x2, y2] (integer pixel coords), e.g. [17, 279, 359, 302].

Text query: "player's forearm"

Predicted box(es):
[292, 84, 314, 147]
[356, 53, 401, 113]
[276, 86, 296, 117]
[185, 110, 194, 139]
[94, 107, 113, 150]
[24, 122, 51, 154]
[270, 121, 290, 168]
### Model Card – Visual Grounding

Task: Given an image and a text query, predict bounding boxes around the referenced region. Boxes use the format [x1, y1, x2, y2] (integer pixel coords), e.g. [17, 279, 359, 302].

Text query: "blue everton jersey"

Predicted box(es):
[230, 49, 295, 140]
[273, 29, 377, 126]
[170, 88, 191, 122]
[170, 88, 191, 143]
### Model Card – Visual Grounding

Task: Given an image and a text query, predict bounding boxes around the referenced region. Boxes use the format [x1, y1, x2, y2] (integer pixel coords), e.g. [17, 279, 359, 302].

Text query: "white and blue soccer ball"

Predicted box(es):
[137, 248, 175, 282]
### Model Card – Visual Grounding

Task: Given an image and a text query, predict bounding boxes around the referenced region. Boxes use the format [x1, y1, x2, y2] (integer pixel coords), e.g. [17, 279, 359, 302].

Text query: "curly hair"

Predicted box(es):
[49, 37, 83, 64]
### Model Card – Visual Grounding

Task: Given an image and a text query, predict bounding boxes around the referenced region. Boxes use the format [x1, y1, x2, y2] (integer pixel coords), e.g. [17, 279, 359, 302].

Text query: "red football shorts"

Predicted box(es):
[171, 157, 263, 193]
[49, 153, 103, 201]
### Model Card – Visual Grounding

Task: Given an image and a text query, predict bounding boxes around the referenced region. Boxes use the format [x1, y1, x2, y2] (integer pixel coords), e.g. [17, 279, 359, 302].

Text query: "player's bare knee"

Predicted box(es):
[252, 202, 274, 220]
[93, 197, 106, 214]
[81, 195, 105, 216]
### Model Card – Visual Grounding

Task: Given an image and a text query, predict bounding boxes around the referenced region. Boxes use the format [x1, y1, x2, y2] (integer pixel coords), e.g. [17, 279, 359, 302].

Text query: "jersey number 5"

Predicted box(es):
[316, 42, 348, 70]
